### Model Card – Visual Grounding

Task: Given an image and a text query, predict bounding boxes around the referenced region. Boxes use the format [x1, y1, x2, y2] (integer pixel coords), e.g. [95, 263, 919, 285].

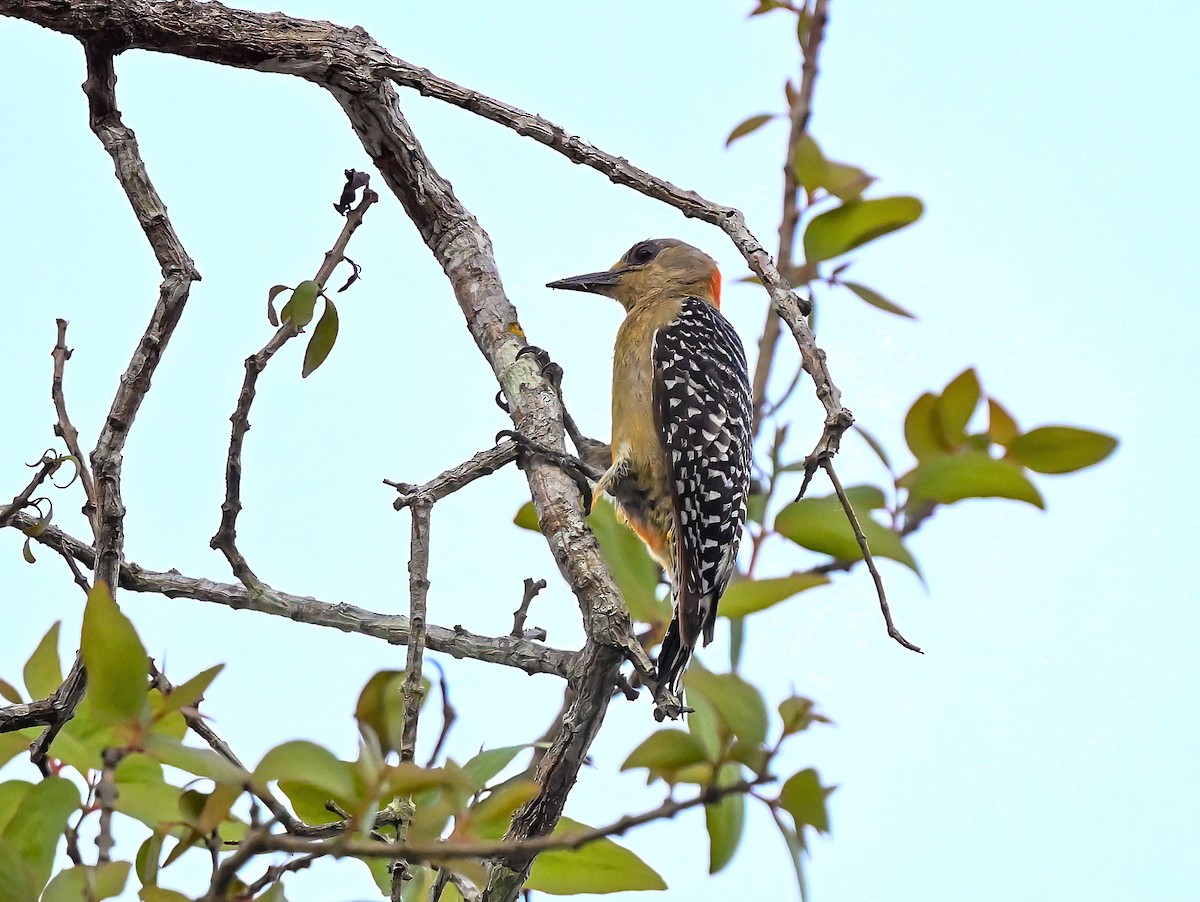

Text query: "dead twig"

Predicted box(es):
[388, 442, 521, 511]
[511, 578, 547, 640]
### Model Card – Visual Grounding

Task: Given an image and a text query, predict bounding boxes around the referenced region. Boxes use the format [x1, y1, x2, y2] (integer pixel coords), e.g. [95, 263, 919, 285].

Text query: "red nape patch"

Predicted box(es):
[709, 266, 723, 308]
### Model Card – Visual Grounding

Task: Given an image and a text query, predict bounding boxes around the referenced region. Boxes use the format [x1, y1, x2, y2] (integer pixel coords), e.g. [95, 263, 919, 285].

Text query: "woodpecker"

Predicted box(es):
[547, 239, 752, 700]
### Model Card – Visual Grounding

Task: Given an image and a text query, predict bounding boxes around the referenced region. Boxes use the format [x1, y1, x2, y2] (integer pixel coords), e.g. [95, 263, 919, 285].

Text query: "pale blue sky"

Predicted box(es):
[2, 2, 1197, 900]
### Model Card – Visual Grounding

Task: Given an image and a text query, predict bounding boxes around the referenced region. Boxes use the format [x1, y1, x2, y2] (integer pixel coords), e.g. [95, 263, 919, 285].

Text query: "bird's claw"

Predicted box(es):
[495, 429, 595, 515]
[516, 344, 565, 394]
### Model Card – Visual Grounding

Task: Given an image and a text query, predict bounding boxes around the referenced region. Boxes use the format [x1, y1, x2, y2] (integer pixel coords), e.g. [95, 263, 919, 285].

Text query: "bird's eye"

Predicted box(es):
[630, 242, 658, 264]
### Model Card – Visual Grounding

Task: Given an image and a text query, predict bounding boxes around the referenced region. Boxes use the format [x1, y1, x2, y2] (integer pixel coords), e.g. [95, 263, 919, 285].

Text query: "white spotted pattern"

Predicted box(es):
[652, 297, 752, 692]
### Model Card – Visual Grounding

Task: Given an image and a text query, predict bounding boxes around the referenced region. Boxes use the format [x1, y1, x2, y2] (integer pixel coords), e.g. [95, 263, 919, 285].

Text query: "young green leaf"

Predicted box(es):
[621, 729, 710, 776]
[526, 818, 667, 894]
[987, 399, 1020, 447]
[778, 768, 834, 835]
[706, 764, 746, 874]
[466, 780, 540, 839]
[279, 279, 320, 328]
[904, 392, 949, 462]
[22, 621, 62, 701]
[302, 298, 340, 377]
[718, 572, 830, 618]
[0, 677, 22, 705]
[266, 283, 291, 327]
[803, 196, 923, 262]
[791, 133, 828, 194]
[255, 740, 357, 801]
[935, 369, 980, 446]
[842, 281, 915, 319]
[157, 664, 223, 715]
[355, 670, 407, 757]
[41, 861, 131, 902]
[685, 667, 769, 747]
[725, 113, 777, 147]
[903, 451, 1044, 508]
[0, 775, 80, 891]
[775, 491, 919, 573]
[1008, 426, 1118, 474]
[80, 581, 148, 727]
[462, 745, 530, 791]
[778, 695, 832, 737]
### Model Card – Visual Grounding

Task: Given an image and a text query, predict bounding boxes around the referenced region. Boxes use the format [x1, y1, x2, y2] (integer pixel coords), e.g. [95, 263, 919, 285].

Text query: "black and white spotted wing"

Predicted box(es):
[652, 297, 753, 654]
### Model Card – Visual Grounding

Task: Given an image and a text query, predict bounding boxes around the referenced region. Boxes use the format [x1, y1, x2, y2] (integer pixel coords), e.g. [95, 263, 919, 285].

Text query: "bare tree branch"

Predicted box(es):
[388, 442, 521, 511]
[0, 450, 64, 529]
[6, 513, 576, 680]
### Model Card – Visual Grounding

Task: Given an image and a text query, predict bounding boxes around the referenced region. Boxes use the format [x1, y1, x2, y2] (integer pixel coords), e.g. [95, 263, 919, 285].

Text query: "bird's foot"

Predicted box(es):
[495, 429, 595, 515]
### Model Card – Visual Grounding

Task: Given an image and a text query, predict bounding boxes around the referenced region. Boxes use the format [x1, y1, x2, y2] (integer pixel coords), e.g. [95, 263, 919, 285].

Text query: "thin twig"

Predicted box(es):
[50, 319, 96, 523]
[751, 0, 830, 435]
[95, 747, 124, 864]
[227, 778, 768, 863]
[424, 662, 457, 768]
[211, 187, 377, 589]
[401, 500, 432, 764]
[0, 450, 63, 528]
[820, 459, 922, 653]
[388, 442, 520, 511]
[511, 578, 547, 640]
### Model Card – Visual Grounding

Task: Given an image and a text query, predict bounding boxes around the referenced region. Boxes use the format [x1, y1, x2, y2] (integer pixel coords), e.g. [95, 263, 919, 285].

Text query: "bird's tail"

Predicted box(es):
[656, 616, 692, 697]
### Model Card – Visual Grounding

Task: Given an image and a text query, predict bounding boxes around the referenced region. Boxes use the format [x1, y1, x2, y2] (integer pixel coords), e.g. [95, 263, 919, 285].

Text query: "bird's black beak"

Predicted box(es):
[546, 269, 622, 296]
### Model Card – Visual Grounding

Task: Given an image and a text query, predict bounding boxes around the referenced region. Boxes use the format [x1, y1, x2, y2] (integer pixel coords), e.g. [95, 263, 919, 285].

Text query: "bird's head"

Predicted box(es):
[546, 238, 721, 312]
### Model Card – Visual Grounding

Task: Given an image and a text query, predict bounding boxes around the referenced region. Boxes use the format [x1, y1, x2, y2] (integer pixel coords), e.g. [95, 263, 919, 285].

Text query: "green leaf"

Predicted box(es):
[0, 782, 32, 834]
[141, 734, 247, 786]
[22, 621, 61, 701]
[280, 280, 320, 328]
[686, 693, 721, 760]
[135, 832, 164, 890]
[266, 283, 290, 327]
[904, 392, 949, 463]
[41, 861, 130, 902]
[467, 780, 540, 839]
[0, 839, 38, 902]
[1008, 426, 1118, 474]
[790, 134, 827, 194]
[461, 745, 528, 791]
[706, 764, 745, 874]
[512, 501, 539, 531]
[725, 113, 777, 147]
[803, 196, 923, 262]
[938, 369, 980, 445]
[621, 730, 710, 776]
[139, 887, 193, 902]
[255, 740, 356, 802]
[904, 451, 1044, 508]
[0, 678, 21, 705]
[775, 490, 919, 573]
[843, 282, 915, 319]
[822, 160, 874, 201]
[778, 695, 831, 737]
[685, 667, 768, 746]
[718, 572, 830, 618]
[1, 775, 79, 891]
[588, 500, 668, 623]
[354, 670, 406, 758]
[0, 731, 36, 771]
[778, 768, 834, 835]
[80, 580, 148, 727]
[987, 399, 1020, 447]
[381, 763, 471, 798]
[113, 756, 183, 831]
[526, 817, 667, 894]
[301, 298, 339, 377]
[157, 664, 223, 716]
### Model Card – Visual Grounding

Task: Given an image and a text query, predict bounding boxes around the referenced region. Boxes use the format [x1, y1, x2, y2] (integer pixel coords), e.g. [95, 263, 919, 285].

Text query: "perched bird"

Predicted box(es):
[547, 239, 753, 701]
